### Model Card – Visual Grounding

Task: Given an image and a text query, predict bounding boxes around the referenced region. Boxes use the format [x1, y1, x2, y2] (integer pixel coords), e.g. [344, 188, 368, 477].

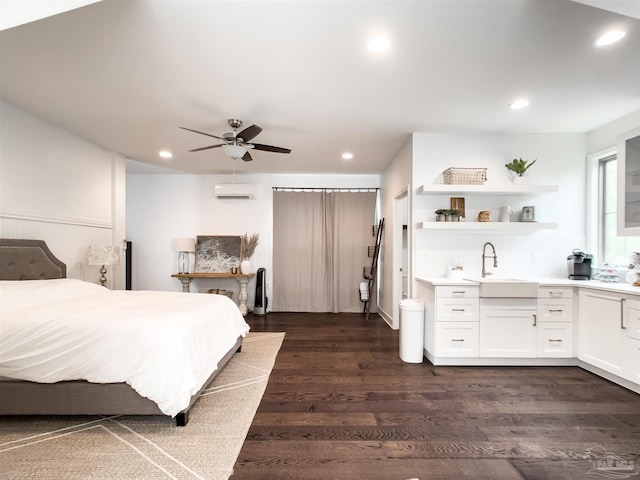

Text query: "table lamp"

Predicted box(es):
[87, 245, 120, 287]
[173, 238, 195, 274]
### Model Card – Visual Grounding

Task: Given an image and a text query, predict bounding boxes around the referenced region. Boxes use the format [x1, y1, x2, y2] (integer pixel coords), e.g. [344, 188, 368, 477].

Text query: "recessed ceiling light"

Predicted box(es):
[368, 35, 390, 52]
[510, 98, 530, 110]
[595, 30, 626, 47]
[342, 152, 354, 160]
[159, 150, 173, 158]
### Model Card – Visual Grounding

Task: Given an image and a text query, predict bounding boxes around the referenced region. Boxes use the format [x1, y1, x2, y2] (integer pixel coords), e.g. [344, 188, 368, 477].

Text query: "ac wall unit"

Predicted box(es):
[214, 184, 257, 199]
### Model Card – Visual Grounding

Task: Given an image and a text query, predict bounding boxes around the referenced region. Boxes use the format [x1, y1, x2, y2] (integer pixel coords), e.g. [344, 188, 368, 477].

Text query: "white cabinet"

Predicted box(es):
[617, 127, 640, 236]
[536, 287, 574, 357]
[417, 281, 479, 361]
[624, 299, 640, 384]
[479, 298, 538, 358]
[578, 290, 627, 378]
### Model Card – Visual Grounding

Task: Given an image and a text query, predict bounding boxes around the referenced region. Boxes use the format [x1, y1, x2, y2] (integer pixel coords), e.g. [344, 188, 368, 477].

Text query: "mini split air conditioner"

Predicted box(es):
[214, 184, 257, 199]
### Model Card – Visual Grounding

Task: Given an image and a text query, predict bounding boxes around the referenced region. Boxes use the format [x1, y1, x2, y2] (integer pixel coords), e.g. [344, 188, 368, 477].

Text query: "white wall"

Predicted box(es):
[586, 110, 640, 155]
[0, 100, 126, 287]
[126, 172, 380, 308]
[379, 137, 413, 328]
[411, 133, 587, 282]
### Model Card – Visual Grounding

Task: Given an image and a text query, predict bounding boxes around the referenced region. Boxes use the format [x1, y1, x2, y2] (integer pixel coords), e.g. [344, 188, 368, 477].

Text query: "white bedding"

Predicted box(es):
[0, 279, 250, 416]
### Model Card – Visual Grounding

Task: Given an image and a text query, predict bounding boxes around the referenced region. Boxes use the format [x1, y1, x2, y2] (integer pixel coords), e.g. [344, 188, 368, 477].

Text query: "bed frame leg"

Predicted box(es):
[176, 411, 189, 426]
[236, 344, 242, 353]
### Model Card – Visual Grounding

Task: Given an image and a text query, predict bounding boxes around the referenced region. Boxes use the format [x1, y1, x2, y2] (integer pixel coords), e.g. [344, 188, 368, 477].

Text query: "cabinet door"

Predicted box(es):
[480, 301, 537, 358]
[537, 322, 574, 357]
[578, 290, 626, 376]
[435, 322, 479, 357]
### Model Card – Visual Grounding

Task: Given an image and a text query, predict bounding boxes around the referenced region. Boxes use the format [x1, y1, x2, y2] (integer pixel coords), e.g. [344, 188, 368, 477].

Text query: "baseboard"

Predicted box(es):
[378, 307, 397, 330]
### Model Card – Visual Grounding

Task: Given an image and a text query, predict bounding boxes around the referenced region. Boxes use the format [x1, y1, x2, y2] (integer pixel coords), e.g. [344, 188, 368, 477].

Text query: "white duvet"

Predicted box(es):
[0, 279, 250, 416]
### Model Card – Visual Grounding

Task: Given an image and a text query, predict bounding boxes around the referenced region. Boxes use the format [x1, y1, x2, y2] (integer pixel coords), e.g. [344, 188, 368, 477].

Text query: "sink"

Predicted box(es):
[464, 277, 539, 298]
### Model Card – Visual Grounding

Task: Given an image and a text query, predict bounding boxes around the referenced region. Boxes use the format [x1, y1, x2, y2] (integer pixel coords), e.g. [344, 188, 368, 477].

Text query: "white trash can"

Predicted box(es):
[399, 298, 425, 363]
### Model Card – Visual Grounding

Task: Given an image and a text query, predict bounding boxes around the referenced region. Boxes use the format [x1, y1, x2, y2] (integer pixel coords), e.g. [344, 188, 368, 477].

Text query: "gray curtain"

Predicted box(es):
[273, 190, 377, 313]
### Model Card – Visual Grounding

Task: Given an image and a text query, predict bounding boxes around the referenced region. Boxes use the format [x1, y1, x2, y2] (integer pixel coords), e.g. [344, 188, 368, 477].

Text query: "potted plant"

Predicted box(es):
[505, 158, 536, 184]
[435, 209, 447, 222]
[240, 232, 259, 274]
[451, 209, 461, 222]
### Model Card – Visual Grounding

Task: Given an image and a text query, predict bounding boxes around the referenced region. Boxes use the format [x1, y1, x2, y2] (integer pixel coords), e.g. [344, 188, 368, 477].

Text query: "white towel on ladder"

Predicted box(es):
[359, 281, 369, 301]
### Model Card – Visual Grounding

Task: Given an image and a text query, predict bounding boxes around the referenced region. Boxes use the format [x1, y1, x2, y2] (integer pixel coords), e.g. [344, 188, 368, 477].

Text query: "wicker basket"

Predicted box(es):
[208, 288, 233, 299]
[443, 167, 487, 185]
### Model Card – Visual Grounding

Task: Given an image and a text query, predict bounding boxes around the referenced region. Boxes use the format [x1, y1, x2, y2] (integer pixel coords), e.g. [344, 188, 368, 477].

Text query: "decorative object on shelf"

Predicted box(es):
[443, 167, 487, 185]
[87, 245, 120, 287]
[450, 197, 465, 218]
[241, 232, 260, 274]
[195, 235, 242, 273]
[478, 210, 492, 222]
[172, 237, 195, 274]
[499, 206, 512, 222]
[593, 263, 620, 283]
[435, 209, 461, 222]
[521, 206, 535, 222]
[505, 158, 536, 184]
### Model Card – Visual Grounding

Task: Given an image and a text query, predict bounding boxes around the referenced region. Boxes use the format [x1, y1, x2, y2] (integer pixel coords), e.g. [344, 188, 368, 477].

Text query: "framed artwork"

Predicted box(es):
[195, 235, 242, 273]
[522, 206, 535, 222]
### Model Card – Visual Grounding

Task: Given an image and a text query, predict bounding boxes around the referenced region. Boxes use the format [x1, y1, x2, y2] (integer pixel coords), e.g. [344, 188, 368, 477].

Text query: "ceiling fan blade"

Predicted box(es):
[242, 151, 253, 162]
[251, 143, 291, 154]
[189, 144, 224, 152]
[237, 124, 262, 142]
[179, 126, 225, 141]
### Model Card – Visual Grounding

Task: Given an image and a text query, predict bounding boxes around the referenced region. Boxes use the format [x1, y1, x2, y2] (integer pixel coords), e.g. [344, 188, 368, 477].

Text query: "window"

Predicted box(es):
[597, 154, 640, 265]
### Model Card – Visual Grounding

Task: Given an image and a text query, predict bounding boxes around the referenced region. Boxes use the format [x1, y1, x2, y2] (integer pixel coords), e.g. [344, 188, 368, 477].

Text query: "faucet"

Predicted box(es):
[482, 242, 498, 277]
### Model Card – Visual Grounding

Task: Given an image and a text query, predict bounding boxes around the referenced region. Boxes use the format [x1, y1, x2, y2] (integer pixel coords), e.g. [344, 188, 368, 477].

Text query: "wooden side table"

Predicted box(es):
[171, 273, 255, 316]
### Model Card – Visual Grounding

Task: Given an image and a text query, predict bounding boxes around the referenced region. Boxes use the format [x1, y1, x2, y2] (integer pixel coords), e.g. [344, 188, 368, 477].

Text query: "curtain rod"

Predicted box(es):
[273, 187, 379, 193]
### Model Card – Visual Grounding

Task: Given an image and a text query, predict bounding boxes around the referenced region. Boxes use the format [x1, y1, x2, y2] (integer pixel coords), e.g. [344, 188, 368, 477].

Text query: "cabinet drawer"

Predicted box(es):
[537, 298, 574, 322]
[537, 322, 574, 357]
[627, 307, 640, 341]
[436, 298, 479, 322]
[436, 285, 479, 298]
[435, 322, 479, 357]
[538, 287, 573, 299]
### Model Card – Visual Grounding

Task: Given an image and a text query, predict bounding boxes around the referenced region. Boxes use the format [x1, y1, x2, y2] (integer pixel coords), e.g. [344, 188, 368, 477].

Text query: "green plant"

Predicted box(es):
[505, 158, 536, 177]
[451, 209, 461, 217]
[241, 232, 259, 259]
[435, 209, 447, 214]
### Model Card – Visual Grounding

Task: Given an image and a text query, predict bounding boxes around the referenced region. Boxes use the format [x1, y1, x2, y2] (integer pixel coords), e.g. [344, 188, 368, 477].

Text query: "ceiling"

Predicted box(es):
[1, 0, 639, 175]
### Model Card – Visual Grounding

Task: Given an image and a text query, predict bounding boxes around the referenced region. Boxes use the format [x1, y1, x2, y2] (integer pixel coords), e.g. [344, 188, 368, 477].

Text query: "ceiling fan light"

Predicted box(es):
[222, 144, 248, 159]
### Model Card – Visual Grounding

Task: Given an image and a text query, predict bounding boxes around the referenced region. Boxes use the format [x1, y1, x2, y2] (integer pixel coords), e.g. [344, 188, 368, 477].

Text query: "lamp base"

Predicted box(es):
[99, 265, 107, 287]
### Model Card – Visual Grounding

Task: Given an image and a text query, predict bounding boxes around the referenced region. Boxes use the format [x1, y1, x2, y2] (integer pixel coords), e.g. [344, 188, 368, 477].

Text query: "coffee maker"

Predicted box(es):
[567, 249, 592, 280]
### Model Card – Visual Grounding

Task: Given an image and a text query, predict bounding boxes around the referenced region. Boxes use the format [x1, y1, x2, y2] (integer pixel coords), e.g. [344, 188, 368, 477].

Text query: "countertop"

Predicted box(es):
[416, 276, 640, 295]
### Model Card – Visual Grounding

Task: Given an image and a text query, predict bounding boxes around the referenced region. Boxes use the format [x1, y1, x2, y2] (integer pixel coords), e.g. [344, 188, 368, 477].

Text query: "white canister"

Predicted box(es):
[499, 206, 512, 222]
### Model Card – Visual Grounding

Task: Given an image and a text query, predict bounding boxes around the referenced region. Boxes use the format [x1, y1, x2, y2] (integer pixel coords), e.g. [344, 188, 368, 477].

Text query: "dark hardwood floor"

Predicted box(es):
[232, 312, 640, 480]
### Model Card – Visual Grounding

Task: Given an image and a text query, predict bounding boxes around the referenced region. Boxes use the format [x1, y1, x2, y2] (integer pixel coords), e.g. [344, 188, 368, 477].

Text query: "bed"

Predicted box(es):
[0, 238, 250, 426]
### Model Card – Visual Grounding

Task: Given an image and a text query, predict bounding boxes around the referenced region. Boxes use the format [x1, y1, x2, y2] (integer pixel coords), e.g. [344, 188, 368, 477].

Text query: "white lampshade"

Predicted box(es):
[222, 144, 248, 160]
[172, 238, 195, 252]
[87, 245, 120, 266]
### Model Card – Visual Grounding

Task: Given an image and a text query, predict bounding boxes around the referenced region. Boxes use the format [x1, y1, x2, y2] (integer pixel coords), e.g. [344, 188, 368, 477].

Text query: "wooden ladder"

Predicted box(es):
[362, 218, 384, 320]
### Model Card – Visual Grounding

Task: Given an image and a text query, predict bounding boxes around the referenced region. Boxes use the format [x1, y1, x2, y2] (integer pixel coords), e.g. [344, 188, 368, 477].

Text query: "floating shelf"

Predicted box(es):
[416, 184, 558, 196]
[416, 221, 558, 232]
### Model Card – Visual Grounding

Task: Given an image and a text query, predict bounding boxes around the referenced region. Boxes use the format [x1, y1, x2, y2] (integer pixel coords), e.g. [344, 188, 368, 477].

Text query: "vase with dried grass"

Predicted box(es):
[241, 233, 259, 274]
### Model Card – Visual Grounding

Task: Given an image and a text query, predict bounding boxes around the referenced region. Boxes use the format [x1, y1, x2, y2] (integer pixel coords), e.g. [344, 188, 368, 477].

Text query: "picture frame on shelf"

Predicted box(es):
[521, 206, 535, 222]
[195, 235, 242, 273]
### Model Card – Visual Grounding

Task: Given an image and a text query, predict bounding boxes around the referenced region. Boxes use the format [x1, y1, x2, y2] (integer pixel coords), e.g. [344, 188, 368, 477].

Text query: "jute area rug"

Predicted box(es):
[0, 332, 285, 480]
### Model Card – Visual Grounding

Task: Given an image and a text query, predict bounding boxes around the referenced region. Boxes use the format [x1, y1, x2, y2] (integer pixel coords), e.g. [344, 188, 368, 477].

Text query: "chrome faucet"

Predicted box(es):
[482, 242, 498, 277]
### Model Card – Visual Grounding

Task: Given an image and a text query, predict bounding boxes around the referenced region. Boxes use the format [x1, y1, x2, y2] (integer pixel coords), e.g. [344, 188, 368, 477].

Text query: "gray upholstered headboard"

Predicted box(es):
[0, 239, 67, 280]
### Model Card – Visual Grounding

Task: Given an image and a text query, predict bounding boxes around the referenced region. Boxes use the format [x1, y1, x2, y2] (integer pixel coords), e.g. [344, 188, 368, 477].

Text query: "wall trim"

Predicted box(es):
[0, 208, 113, 229]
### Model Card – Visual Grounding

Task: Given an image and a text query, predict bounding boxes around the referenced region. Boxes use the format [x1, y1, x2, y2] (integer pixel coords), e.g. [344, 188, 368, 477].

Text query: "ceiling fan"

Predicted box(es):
[180, 119, 291, 162]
